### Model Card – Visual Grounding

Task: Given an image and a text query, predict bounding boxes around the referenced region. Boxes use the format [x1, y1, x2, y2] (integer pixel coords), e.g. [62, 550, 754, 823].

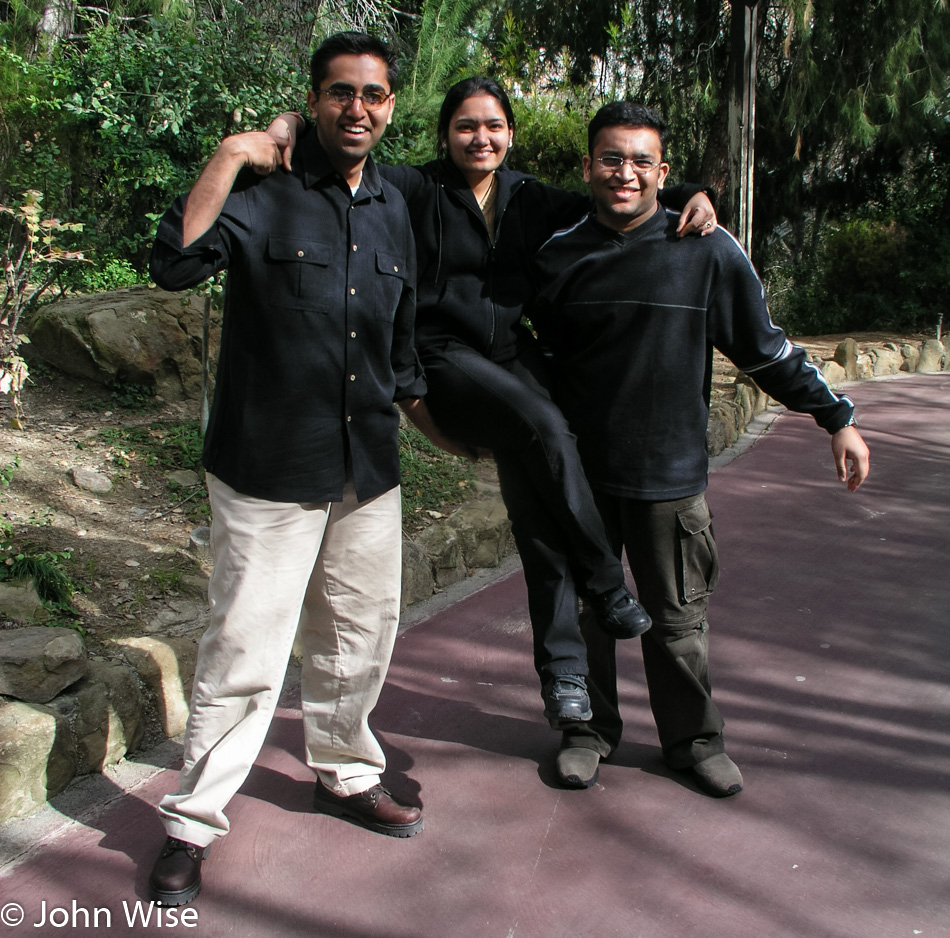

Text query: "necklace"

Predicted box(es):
[476, 172, 497, 212]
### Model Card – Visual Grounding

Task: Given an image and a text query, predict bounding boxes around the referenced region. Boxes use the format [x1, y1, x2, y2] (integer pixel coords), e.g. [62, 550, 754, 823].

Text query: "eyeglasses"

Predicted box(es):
[315, 87, 392, 110]
[595, 156, 661, 174]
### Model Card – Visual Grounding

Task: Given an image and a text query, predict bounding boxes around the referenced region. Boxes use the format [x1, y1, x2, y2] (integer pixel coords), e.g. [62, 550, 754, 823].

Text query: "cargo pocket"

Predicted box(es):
[676, 498, 720, 604]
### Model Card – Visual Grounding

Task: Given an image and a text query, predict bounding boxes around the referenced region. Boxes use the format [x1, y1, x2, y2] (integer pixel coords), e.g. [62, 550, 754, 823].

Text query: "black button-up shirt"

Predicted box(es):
[150, 134, 425, 503]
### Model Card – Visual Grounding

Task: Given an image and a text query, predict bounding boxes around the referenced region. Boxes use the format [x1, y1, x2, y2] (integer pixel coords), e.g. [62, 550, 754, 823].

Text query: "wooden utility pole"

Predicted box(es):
[728, 0, 759, 257]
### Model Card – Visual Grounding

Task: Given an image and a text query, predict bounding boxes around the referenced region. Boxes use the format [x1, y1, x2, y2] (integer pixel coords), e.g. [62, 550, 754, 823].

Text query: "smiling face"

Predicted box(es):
[445, 93, 513, 185]
[582, 125, 669, 233]
[306, 53, 394, 184]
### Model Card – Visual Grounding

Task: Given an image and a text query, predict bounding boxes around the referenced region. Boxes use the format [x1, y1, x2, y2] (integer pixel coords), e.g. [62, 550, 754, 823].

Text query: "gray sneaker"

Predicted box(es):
[541, 674, 593, 729]
[556, 746, 601, 789]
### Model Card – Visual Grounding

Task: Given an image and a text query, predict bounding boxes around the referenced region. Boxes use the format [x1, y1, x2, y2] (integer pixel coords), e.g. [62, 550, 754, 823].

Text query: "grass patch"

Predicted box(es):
[399, 425, 476, 518]
[85, 378, 158, 413]
[99, 420, 209, 520]
[97, 421, 475, 525]
[98, 420, 204, 472]
[0, 518, 84, 631]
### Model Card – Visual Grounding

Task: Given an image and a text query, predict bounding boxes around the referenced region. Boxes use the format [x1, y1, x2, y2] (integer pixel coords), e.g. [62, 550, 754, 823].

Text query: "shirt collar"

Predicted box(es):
[299, 132, 384, 199]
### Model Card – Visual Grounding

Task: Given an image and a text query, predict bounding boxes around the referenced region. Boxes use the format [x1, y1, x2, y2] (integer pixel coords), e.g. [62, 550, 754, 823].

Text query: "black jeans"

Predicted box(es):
[562, 493, 727, 769]
[422, 343, 625, 679]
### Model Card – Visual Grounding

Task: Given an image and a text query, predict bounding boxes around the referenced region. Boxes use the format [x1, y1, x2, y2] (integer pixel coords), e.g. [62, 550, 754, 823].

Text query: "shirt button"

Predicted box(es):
[393, 265, 399, 272]
[349, 287, 356, 295]
[297, 250, 305, 257]
[346, 415, 352, 422]
[352, 244, 358, 252]
[350, 331, 357, 338]
[349, 374, 356, 381]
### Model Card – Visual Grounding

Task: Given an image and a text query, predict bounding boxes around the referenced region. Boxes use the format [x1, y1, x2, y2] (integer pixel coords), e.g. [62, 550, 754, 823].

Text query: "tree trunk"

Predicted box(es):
[254, 0, 322, 62]
[40, 0, 75, 44]
[727, 0, 760, 256]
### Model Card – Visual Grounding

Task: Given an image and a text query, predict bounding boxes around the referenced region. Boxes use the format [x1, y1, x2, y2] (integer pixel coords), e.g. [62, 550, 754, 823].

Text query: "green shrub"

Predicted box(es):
[1, 5, 308, 268]
[64, 256, 143, 293]
[768, 215, 944, 336]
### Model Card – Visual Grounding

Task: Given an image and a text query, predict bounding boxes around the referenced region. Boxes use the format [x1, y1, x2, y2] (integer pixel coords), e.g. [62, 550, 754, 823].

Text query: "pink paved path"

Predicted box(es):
[2, 374, 948, 938]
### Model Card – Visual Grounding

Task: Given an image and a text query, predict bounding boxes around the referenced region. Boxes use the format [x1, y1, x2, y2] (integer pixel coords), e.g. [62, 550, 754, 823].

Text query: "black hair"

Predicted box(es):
[310, 31, 399, 92]
[587, 101, 668, 159]
[436, 76, 515, 159]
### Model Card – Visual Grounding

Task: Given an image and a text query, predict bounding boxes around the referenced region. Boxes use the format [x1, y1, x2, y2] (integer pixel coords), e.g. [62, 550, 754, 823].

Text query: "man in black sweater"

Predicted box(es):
[531, 102, 870, 796]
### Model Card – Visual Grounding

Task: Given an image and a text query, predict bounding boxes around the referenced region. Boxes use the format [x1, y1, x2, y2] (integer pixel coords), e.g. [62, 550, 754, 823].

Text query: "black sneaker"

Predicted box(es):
[541, 674, 593, 729]
[591, 586, 652, 639]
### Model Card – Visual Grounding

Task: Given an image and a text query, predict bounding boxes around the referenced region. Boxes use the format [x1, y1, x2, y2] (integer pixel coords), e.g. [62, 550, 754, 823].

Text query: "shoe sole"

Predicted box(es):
[690, 772, 743, 798]
[557, 766, 599, 789]
[150, 881, 202, 907]
[313, 797, 424, 838]
[149, 845, 209, 907]
[598, 618, 652, 640]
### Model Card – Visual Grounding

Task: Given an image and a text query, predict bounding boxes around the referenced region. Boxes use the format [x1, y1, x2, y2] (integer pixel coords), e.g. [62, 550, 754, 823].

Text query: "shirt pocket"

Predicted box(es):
[266, 236, 333, 310]
[676, 498, 720, 604]
[374, 250, 408, 321]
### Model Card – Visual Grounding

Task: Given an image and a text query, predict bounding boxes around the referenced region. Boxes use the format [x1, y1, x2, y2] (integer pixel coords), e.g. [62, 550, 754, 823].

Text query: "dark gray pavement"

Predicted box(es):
[1, 373, 948, 938]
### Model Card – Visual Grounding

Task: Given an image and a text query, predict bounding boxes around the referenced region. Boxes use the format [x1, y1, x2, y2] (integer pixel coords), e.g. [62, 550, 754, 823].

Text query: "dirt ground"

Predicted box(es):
[0, 331, 926, 649]
[0, 371, 214, 647]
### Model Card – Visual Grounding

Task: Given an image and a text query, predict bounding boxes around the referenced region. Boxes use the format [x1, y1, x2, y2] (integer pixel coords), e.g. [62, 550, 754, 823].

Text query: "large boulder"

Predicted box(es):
[900, 343, 921, 373]
[0, 626, 87, 703]
[869, 347, 902, 376]
[113, 635, 200, 739]
[400, 536, 435, 610]
[917, 339, 945, 373]
[445, 496, 514, 570]
[706, 401, 741, 457]
[834, 338, 860, 380]
[0, 579, 51, 625]
[416, 523, 467, 589]
[0, 699, 76, 822]
[48, 659, 146, 774]
[27, 286, 221, 402]
[818, 359, 847, 387]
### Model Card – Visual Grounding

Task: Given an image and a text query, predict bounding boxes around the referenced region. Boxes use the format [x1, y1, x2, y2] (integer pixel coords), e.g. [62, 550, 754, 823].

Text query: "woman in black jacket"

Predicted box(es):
[270, 77, 716, 731]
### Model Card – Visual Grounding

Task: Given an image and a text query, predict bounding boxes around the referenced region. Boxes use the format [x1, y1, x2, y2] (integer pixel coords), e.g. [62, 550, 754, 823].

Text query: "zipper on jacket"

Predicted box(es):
[485, 178, 525, 357]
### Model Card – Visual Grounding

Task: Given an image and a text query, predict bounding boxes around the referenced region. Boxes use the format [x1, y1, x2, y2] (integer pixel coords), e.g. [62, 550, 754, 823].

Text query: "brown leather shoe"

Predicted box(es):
[148, 837, 210, 906]
[313, 782, 423, 837]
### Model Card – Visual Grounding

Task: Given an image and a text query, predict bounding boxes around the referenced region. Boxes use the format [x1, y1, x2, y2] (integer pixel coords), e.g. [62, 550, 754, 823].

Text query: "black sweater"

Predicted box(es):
[532, 207, 855, 501]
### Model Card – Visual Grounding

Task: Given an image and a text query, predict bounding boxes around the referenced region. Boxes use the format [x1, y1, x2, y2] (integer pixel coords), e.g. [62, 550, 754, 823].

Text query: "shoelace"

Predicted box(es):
[552, 677, 586, 694]
[164, 839, 201, 859]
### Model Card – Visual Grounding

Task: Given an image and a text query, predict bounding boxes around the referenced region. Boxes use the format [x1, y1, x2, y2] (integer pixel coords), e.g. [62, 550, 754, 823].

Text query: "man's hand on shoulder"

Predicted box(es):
[181, 133, 282, 247]
[676, 191, 717, 238]
[266, 112, 302, 172]
[831, 425, 870, 492]
[218, 131, 283, 176]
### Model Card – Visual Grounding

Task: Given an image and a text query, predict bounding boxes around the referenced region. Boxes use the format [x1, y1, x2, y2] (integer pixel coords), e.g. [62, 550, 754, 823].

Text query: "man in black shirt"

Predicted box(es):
[532, 102, 870, 797]
[147, 32, 427, 906]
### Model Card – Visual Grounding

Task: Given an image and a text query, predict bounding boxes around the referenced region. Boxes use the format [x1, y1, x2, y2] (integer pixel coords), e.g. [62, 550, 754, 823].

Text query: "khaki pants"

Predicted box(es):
[159, 474, 403, 847]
